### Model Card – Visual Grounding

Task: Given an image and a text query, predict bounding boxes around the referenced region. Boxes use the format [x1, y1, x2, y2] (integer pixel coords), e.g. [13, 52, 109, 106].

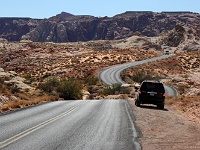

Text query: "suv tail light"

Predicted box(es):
[138, 90, 142, 94]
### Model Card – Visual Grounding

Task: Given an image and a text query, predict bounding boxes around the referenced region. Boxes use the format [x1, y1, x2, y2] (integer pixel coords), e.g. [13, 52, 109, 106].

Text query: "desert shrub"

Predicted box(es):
[103, 83, 122, 95]
[57, 78, 83, 100]
[131, 71, 147, 83]
[23, 74, 35, 84]
[38, 77, 59, 93]
[85, 75, 99, 85]
[0, 78, 5, 92]
[38, 77, 83, 99]
[11, 85, 20, 94]
[131, 70, 161, 83]
[120, 87, 132, 94]
[131, 70, 146, 83]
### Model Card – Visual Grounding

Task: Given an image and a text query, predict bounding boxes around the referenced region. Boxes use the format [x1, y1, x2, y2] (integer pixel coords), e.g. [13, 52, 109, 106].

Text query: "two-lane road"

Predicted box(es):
[0, 55, 177, 150]
[0, 100, 140, 150]
[99, 54, 178, 96]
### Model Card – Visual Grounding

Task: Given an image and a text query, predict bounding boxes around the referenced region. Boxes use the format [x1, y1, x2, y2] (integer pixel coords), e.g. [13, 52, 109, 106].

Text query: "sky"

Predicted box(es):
[1, 0, 200, 19]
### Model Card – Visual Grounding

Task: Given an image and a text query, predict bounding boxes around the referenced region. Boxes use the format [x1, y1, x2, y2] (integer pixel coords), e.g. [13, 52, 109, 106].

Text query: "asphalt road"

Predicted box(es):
[99, 54, 178, 96]
[0, 100, 141, 150]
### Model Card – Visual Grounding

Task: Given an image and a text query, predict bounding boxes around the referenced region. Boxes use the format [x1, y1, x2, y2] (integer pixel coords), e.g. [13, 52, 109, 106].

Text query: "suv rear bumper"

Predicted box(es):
[138, 96, 165, 105]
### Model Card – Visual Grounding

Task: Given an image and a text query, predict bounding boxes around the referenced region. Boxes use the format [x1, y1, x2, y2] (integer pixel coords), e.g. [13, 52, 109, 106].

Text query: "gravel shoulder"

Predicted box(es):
[129, 100, 200, 150]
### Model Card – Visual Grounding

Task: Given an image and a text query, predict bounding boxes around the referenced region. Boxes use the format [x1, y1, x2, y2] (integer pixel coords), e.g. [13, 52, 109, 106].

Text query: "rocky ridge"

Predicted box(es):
[0, 18, 41, 41]
[0, 11, 199, 43]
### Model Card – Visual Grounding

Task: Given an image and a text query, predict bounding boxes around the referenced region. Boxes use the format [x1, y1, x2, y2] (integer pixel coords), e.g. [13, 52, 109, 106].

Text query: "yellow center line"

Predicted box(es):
[0, 101, 87, 149]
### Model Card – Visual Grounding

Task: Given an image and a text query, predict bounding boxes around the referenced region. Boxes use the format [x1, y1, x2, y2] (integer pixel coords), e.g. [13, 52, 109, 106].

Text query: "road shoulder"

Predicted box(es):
[128, 100, 200, 150]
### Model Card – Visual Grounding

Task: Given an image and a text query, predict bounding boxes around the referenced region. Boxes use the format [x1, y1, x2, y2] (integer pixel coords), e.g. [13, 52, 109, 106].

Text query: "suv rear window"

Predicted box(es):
[140, 82, 165, 92]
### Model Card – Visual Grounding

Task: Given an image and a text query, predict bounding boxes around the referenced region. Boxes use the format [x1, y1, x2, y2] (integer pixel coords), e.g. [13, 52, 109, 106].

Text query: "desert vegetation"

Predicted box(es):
[0, 39, 158, 111]
[1, 94, 58, 112]
[0, 24, 200, 119]
[122, 51, 200, 122]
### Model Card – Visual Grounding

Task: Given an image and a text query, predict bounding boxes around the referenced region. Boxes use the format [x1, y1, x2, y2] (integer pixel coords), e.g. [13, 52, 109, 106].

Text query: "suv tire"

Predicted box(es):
[135, 100, 141, 107]
[157, 103, 164, 109]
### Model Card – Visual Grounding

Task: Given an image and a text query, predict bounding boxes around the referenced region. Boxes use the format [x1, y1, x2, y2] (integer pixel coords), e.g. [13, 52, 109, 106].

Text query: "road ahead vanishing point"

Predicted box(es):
[99, 54, 178, 96]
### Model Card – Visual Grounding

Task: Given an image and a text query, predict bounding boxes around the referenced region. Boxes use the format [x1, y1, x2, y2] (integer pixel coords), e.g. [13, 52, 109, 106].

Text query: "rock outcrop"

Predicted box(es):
[161, 23, 200, 50]
[0, 11, 199, 42]
[0, 18, 41, 41]
[0, 68, 34, 93]
[22, 12, 200, 42]
[164, 24, 186, 47]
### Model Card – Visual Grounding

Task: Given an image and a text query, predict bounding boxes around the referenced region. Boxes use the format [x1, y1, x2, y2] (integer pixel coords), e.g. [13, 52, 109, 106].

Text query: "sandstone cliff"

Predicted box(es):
[0, 11, 199, 43]
[0, 18, 41, 41]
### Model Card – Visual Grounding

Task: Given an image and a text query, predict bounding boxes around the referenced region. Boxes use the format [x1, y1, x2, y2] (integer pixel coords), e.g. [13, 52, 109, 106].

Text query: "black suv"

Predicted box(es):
[135, 80, 166, 109]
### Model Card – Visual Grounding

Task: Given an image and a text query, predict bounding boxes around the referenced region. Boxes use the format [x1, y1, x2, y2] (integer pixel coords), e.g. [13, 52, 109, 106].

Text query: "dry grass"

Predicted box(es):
[166, 95, 200, 103]
[178, 96, 200, 111]
[165, 96, 200, 123]
[165, 96, 176, 105]
[1, 95, 59, 112]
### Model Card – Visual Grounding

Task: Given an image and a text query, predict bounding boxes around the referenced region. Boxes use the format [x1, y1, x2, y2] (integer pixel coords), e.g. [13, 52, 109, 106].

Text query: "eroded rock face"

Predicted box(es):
[164, 24, 186, 47]
[0, 18, 41, 41]
[0, 11, 199, 42]
[20, 11, 200, 42]
[0, 68, 34, 93]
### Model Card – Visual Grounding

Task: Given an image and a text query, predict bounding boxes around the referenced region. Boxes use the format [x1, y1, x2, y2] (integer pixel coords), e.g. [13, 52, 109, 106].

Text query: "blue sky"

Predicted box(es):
[1, 0, 200, 18]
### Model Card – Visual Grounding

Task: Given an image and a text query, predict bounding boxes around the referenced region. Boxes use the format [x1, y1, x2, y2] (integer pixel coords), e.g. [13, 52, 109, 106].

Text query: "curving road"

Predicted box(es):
[0, 100, 141, 150]
[99, 54, 178, 96]
[0, 55, 177, 150]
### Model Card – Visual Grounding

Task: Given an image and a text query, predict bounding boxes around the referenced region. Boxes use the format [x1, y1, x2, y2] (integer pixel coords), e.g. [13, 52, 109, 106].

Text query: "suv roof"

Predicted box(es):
[142, 80, 160, 83]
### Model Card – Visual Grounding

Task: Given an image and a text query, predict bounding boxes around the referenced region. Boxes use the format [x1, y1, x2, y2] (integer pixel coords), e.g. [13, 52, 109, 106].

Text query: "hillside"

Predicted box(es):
[0, 16, 200, 123]
[0, 11, 199, 42]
